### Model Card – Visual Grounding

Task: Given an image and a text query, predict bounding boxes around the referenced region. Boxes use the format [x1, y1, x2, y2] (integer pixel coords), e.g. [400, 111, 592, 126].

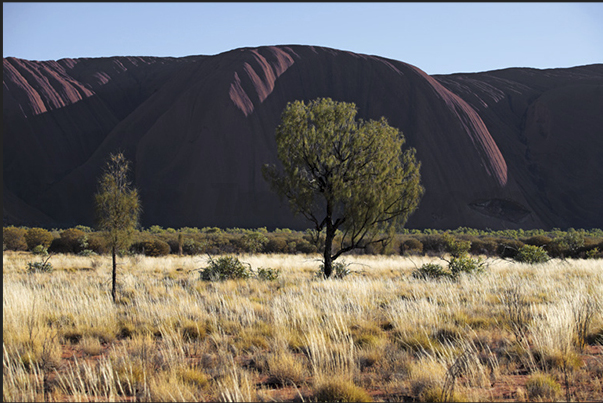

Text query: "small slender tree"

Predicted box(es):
[94, 152, 141, 302]
[263, 98, 424, 278]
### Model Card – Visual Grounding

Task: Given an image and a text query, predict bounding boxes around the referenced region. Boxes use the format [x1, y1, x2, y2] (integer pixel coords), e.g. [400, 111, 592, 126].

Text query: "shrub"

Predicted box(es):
[400, 238, 424, 255]
[317, 261, 352, 279]
[132, 239, 171, 257]
[419, 234, 448, 255]
[49, 228, 87, 254]
[497, 239, 525, 259]
[295, 240, 318, 254]
[86, 234, 109, 254]
[586, 247, 601, 259]
[413, 263, 451, 280]
[27, 254, 53, 273]
[514, 245, 550, 264]
[525, 372, 561, 401]
[182, 238, 206, 255]
[448, 255, 486, 277]
[469, 237, 498, 256]
[443, 233, 471, 258]
[3, 226, 27, 251]
[264, 237, 289, 253]
[25, 227, 54, 250]
[199, 255, 252, 281]
[523, 235, 553, 248]
[256, 267, 281, 281]
[240, 231, 268, 253]
[31, 244, 48, 255]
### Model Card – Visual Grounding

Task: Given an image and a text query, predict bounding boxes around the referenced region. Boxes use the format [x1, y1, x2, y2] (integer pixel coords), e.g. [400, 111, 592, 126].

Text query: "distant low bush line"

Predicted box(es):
[3, 225, 603, 260]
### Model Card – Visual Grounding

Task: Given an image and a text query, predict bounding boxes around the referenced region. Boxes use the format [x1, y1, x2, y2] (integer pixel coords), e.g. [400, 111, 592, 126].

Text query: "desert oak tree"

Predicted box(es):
[263, 98, 423, 278]
[95, 152, 141, 302]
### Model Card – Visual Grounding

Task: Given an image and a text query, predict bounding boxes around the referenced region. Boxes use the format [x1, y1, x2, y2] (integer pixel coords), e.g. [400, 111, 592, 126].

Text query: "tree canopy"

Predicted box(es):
[263, 98, 423, 278]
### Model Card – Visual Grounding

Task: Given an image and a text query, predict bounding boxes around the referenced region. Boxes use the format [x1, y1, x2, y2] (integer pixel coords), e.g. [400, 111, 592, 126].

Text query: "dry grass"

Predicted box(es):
[3, 251, 603, 402]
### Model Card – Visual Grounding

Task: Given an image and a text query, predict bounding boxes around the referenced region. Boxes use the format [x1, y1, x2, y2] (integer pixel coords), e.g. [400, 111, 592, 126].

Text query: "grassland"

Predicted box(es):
[3, 251, 603, 402]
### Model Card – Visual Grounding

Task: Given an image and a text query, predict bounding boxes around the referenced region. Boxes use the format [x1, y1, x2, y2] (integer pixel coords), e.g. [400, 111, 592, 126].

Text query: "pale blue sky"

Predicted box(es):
[3, 2, 602, 75]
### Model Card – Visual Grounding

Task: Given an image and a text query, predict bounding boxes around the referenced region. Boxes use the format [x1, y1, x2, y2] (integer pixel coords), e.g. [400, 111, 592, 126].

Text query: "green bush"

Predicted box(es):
[256, 267, 281, 281]
[497, 239, 525, 259]
[412, 263, 451, 280]
[294, 240, 317, 254]
[523, 235, 553, 248]
[419, 234, 447, 255]
[86, 234, 109, 254]
[443, 233, 471, 258]
[469, 237, 499, 256]
[240, 232, 268, 253]
[199, 255, 252, 281]
[514, 244, 550, 264]
[3, 226, 27, 251]
[400, 238, 424, 255]
[133, 239, 171, 257]
[49, 228, 87, 254]
[449, 255, 486, 277]
[31, 244, 48, 255]
[264, 237, 289, 253]
[25, 227, 54, 250]
[182, 238, 206, 255]
[27, 254, 53, 273]
[318, 261, 352, 279]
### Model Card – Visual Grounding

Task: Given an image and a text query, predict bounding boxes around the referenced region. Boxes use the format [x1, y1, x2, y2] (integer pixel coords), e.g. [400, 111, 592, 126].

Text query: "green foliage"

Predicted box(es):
[199, 255, 253, 281]
[240, 231, 268, 253]
[75, 225, 93, 233]
[256, 267, 281, 281]
[448, 255, 486, 277]
[31, 244, 48, 255]
[514, 244, 550, 264]
[497, 239, 525, 259]
[413, 263, 451, 280]
[317, 260, 353, 279]
[27, 254, 53, 273]
[94, 153, 141, 252]
[443, 233, 471, 258]
[523, 235, 553, 248]
[3, 226, 27, 251]
[263, 97, 423, 278]
[24, 227, 54, 250]
[94, 152, 141, 302]
[586, 247, 601, 259]
[182, 238, 206, 255]
[549, 229, 586, 258]
[400, 237, 424, 255]
[132, 239, 171, 257]
[60, 228, 87, 254]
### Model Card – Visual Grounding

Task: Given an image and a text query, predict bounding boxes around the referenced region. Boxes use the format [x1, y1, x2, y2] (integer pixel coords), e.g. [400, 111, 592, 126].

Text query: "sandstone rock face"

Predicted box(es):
[3, 46, 602, 229]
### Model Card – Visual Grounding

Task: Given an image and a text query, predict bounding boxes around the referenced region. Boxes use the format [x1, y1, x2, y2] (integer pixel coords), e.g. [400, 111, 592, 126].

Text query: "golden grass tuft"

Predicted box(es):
[312, 377, 372, 402]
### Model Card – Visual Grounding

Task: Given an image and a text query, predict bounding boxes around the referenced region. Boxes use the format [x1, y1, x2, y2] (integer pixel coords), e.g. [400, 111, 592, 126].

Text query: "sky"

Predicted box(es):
[3, 2, 602, 75]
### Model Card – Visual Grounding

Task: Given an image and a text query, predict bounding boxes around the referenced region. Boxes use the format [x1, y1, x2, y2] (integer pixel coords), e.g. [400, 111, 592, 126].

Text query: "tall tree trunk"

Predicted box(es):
[323, 217, 335, 278]
[111, 245, 117, 303]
